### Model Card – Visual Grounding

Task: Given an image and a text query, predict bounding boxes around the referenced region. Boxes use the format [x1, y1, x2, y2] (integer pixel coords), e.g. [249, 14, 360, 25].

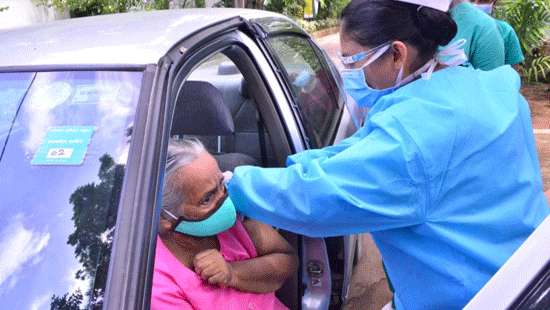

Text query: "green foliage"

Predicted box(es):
[524, 55, 550, 81]
[265, 0, 347, 32]
[264, 0, 304, 18]
[195, 0, 206, 8]
[264, 0, 283, 12]
[296, 18, 339, 33]
[50, 290, 83, 310]
[0, 6, 9, 12]
[283, 0, 305, 18]
[35, 0, 170, 17]
[496, 0, 550, 82]
[266, 0, 348, 19]
[317, 0, 349, 19]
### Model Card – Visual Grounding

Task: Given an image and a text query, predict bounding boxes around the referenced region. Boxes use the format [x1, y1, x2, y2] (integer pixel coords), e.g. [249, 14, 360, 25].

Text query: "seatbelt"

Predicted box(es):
[257, 112, 268, 167]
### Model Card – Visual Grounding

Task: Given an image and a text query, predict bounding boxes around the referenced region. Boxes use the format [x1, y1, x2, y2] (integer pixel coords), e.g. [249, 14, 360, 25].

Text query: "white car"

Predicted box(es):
[0, 8, 547, 310]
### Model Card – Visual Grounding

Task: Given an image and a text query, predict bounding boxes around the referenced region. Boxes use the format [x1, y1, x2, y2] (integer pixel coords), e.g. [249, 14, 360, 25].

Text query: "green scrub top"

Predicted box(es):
[496, 19, 525, 65]
[447, 2, 505, 70]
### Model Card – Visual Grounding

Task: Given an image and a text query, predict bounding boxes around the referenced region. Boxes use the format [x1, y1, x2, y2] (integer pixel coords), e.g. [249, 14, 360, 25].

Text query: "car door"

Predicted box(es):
[134, 15, 344, 309]
[246, 17, 359, 308]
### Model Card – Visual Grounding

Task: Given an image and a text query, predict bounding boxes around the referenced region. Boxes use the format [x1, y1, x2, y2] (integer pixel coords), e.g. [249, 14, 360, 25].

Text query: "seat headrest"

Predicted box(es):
[171, 81, 235, 136]
[218, 62, 240, 75]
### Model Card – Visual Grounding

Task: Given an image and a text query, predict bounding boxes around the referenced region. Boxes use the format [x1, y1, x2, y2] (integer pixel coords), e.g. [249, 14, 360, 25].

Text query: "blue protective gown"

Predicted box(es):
[227, 65, 549, 309]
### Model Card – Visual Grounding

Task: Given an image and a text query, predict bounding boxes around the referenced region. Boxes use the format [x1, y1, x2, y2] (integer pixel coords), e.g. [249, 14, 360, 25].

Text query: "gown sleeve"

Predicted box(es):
[286, 130, 363, 166]
[228, 121, 428, 237]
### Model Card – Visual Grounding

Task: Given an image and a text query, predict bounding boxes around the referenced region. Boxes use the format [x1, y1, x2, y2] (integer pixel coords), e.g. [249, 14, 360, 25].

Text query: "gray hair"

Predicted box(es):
[162, 138, 206, 213]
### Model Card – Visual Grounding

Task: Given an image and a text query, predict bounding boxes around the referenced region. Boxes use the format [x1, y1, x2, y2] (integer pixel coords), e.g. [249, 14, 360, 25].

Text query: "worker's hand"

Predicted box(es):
[193, 249, 234, 288]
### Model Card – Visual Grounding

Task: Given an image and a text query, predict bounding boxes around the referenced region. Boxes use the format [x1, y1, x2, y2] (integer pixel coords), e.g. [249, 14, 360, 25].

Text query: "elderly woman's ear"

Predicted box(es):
[159, 216, 174, 235]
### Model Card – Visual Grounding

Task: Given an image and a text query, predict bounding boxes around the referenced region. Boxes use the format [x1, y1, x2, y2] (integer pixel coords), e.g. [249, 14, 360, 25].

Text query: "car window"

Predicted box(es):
[0, 71, 142, 309]
[268, 35, 342, 148]
[0, 72, 35, 152]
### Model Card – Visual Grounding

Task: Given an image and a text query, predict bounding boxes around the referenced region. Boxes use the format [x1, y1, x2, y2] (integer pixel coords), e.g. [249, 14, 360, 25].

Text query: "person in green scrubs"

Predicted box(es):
[472, 0, 525, 66]
[495, 19, 525, 66]
[446, 0, 505, 70]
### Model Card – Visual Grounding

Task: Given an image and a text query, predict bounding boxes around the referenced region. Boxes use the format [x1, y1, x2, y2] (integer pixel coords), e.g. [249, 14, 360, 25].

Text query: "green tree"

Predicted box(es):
[50, 290, 84, 310]
[282, 0, 305, 18]
[265, 0, 304, 18]
[50, 154, 125, 309]
[266, 0, 349, 20]
[0, 6, 9, 12]
[264, 0, 283, 12]
[496, 0, 550, 82]
[325, 0, 349, 19]
[35, 0, 171, 17]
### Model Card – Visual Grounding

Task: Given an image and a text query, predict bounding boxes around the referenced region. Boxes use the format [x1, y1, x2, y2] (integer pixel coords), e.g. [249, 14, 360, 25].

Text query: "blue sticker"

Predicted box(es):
[31, 126, 94, 166]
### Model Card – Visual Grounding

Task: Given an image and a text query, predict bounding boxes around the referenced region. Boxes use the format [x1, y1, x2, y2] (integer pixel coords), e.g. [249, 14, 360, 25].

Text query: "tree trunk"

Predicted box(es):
[234, 0, 245, 8]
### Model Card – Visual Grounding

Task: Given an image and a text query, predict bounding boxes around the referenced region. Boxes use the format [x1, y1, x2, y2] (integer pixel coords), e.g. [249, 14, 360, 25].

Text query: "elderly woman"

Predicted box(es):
[152, 139, 297, 310]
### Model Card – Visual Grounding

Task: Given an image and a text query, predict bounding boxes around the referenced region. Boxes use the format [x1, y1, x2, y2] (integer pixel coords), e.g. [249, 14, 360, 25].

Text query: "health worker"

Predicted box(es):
[472, 0, 525, 67]
[226, 0, 550, 309]
[445, 0, 505, 70]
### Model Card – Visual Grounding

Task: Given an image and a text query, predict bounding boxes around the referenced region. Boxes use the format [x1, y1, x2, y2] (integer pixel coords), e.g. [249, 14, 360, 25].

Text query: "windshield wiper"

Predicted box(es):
[0, 73, 36, 164]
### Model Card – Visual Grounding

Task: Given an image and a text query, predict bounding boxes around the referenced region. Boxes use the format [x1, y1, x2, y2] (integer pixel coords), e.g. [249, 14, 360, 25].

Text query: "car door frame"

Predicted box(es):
[103, 17, 250, 310]
[104, 14, 354, 310]
[246, 18, 362, 307]
[158, 26, 308, 309]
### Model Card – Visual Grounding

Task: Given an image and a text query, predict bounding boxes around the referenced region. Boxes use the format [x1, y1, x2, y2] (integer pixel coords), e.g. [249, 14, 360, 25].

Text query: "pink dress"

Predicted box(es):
[151, 218, 288, 310]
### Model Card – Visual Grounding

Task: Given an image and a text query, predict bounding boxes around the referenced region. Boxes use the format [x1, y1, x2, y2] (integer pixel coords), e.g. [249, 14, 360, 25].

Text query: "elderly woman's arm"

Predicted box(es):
[193, 219, 298, 293]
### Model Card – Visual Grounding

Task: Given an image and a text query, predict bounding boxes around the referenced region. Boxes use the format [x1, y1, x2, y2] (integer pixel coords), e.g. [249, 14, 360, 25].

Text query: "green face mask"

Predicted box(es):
[163, 197, 237, 237]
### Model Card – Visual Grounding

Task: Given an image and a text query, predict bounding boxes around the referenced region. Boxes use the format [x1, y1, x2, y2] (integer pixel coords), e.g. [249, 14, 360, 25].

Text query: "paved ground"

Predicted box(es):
[315, 32, 550, 310]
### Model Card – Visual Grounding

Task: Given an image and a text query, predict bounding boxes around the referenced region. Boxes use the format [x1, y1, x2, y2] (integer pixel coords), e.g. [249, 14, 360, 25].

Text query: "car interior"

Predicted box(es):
[171, 56, 277, 171]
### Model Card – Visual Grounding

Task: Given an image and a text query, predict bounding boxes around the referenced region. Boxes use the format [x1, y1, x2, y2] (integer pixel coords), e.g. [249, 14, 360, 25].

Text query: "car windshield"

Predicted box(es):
[0, 71, 143, 309]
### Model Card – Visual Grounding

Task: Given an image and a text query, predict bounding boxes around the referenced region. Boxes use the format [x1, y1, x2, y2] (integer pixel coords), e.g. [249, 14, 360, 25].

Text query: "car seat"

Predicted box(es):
[171, 80, 257, 171]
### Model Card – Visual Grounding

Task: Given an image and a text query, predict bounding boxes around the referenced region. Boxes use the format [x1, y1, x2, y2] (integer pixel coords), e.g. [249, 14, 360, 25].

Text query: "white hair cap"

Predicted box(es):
[395, 0, 452, 12]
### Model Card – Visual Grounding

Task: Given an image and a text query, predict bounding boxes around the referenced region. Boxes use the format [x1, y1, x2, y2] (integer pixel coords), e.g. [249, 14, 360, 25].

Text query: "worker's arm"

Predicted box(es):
[228, 115, 429, 237]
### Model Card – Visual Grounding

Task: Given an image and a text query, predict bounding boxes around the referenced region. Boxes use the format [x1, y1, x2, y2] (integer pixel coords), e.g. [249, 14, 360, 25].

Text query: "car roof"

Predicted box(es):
[0, 8, 290, 68]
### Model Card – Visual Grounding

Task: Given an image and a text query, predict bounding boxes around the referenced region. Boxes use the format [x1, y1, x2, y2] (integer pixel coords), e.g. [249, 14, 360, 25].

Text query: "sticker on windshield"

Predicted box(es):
[31, 126, 94, 166]
[73, 84, 119, 104]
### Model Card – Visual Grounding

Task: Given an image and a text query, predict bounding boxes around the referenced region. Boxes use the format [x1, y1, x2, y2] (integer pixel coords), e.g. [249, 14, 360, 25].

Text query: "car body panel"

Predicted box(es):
[464, 215, 550, 310]
[0, 9, 294, 67]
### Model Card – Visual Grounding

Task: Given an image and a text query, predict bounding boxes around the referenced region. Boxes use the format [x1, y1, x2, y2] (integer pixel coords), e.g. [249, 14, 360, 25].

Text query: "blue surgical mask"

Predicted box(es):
[475, 4, 494, 15]
[163, 196, 237, 237]
[341, 44, 404, 108]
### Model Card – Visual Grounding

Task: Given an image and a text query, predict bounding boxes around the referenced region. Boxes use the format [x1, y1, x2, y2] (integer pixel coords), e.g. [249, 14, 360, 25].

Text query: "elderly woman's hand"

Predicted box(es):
[193, 249, 234, 288]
